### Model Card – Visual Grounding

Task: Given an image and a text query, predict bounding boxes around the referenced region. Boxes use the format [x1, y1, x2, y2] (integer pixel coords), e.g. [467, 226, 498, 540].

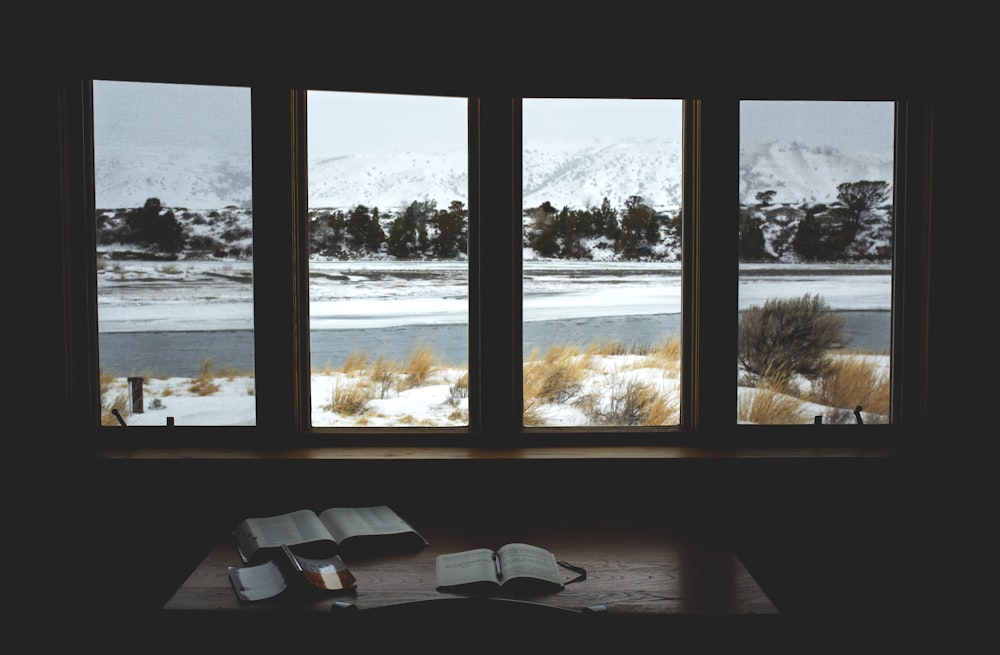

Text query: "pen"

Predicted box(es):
[493, 551, 503, 580]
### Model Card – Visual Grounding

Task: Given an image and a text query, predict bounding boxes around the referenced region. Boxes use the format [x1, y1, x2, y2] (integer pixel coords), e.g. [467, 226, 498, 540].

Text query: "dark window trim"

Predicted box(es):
[58, 79, 932, 454]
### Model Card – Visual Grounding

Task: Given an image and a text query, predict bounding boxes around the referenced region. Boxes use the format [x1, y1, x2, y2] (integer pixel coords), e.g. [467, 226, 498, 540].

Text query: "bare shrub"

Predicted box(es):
[587, 374, 664, 426]
[738, 293, 845, 381]
[448, 372, 469, 404]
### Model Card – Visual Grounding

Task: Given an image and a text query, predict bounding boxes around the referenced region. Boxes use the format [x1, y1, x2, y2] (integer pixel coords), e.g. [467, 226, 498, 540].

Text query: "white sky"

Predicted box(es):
[94, 82, 894, 158]
[307, 91, 467, 156]
[522, 98, 683, 141]
[741, 100, 895, 152]
[93, 80, 251, 153]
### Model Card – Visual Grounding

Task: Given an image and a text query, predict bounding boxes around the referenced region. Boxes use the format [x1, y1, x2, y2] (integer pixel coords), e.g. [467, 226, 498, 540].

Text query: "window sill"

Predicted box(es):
[75, 443, 919, 462]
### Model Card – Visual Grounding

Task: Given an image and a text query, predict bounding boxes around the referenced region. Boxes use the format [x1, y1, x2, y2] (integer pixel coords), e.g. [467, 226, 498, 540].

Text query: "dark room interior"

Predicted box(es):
[16, 10, 985, 653]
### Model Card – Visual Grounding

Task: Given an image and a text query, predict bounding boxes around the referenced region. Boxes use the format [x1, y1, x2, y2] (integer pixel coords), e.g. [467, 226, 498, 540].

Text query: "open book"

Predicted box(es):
[233, 505, 428, 565]
[435, 543, 565, 595]
[228, 544, 358, 602]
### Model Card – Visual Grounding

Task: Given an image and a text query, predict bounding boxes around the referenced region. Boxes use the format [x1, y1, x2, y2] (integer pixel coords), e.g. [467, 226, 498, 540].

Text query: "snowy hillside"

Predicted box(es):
[739, 141, 892, 206]
[94, 138, 892, 213]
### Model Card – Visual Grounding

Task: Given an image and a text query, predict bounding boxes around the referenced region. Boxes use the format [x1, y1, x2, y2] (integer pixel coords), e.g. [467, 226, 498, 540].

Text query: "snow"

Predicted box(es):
[102, 259, 890, 428]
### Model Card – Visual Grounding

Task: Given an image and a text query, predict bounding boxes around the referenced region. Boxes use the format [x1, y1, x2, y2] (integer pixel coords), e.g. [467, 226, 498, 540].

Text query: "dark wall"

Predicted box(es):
[55, 456, 934, 610]
[22, 13, 983, 651]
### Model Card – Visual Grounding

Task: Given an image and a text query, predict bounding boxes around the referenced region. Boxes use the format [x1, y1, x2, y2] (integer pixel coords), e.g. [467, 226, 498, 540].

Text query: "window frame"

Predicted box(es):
[58, 80, 932, 453]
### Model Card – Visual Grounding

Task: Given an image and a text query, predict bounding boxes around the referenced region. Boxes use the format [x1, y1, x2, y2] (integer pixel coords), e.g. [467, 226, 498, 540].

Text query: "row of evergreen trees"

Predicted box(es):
[309, 199, 467, 259]
[740, 181, 892, 262]
[99, 180, 889, 262]
[308, 194, 679, 260]
[524, 196, 680, 260]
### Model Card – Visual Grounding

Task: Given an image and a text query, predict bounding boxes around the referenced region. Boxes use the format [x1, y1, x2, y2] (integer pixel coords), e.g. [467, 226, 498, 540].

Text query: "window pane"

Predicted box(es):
[521, 98, 683, 427]
[306, 91, 469, 428]
[738, 100, 894, 425]
[93, 81, 255, 427]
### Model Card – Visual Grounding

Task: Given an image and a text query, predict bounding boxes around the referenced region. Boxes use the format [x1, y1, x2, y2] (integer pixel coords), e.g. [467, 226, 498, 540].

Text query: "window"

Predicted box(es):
[521, 99, 683, 428]
[91, 81, 254, 427]
[737, 101, 896, 425]
[61, 81, 931, 448]
[305, 91, 470, 428]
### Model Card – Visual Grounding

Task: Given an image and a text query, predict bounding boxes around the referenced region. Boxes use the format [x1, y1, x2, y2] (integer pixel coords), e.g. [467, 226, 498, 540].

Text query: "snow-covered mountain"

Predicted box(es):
[94, 138, 892, 212]
[739, 141, 892, 207]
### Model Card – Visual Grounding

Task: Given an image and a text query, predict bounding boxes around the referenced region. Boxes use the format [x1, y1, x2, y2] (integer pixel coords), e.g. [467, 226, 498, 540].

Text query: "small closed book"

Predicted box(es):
[435, 543, 566, 595]
[229, 545, 358, 602]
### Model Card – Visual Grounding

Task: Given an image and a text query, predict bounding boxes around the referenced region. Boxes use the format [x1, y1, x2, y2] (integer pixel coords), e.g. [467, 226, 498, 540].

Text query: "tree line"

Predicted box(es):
[740, 180, 891, 262]
[97, 179, 889, 262]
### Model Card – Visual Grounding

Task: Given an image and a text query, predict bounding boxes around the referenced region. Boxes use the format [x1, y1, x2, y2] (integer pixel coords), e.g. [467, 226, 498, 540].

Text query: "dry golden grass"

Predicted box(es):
[811, 352, 890, 423]
[523, 343, 589, 404]
[188, 357, 221, 395]
[95, 335, 887, 428]
[738, 386, 813, 424]
[188, 377, 221, 395]
[585, 339, 648, 356]
[369, 355, 398, 399]
[215, 363, 244, 380]
[341, 350, 368, 374]
[523, 339, 682, 426]
[645, 391, 680, 425]
[328, 378, 374, 415]
[401, 344, 435, 388]
[99, 369, 129, 426]
[647, 337, 682, 376]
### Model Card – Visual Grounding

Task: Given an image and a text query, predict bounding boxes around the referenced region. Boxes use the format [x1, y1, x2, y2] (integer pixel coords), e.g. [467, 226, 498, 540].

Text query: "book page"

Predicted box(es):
[435, 548, 499, 588]
[497, 543, 563, 586]
[318, 505, 421, 543]
[234, 509, 332, 562]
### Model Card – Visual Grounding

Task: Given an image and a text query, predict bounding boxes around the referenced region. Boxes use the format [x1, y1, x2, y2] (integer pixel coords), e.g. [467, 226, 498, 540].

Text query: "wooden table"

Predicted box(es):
[165, 516, 776, 618]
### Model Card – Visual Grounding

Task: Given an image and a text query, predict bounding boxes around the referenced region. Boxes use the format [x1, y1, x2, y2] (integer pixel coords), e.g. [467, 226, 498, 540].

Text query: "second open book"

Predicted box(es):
[435, 543, 565, 594]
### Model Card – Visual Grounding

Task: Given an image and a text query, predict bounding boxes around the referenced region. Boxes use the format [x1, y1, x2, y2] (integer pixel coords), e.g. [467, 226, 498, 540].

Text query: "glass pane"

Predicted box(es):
[307, 91, 469, 427]
[93, 81, 255, 427]
[521, 98, 683, 427]
[738, 100, 894, 425]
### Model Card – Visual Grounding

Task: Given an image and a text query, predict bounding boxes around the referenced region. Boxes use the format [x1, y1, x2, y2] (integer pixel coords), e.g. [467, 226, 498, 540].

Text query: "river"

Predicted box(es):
[97, 261, 892, 377]
[98, 310, 889, 378]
